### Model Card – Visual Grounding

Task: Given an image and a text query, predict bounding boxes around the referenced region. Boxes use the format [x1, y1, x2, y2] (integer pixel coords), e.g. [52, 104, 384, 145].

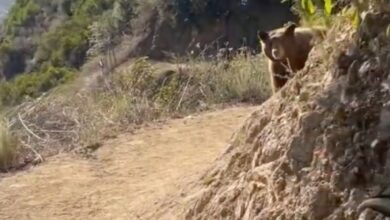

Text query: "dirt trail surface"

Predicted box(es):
[0, 106, 257, 220]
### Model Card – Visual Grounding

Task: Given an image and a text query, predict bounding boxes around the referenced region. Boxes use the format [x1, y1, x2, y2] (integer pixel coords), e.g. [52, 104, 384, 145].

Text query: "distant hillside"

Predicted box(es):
[0, 0, 294, 77]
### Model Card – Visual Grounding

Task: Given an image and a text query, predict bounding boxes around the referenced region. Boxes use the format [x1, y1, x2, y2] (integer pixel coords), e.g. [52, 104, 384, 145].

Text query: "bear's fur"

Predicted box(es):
[259, 23, 327, 94]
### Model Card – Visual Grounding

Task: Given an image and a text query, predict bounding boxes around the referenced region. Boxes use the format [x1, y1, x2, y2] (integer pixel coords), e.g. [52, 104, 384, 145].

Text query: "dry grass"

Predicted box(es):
[97, 53, 271, 117]
[2, 51, 271, 170]
[0, 119, 17, 171]
[204, 54, 272, 103]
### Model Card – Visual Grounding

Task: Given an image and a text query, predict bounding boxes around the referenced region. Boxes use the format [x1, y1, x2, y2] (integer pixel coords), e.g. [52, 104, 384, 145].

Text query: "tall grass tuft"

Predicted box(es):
[0, 119, 17, 171]
[208, 53, 271, 104]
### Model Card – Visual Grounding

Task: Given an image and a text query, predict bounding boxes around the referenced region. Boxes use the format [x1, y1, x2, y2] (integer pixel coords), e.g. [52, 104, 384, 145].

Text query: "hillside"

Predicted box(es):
[2, 0, 390, 219]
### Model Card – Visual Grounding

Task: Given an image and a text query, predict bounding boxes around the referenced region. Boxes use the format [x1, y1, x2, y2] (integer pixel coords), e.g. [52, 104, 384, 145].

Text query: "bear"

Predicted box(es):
[259, 22, 327, 94]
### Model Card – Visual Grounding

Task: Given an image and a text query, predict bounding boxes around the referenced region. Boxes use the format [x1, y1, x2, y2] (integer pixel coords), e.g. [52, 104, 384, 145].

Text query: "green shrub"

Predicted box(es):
[112, 57, 155, 95]
[0, 0, 138, 81]
[0, 66, 75, 106]
[4, 0, 40, 36]
[36, 19, 90, 68]
[288, 0, 364, 28]
[155, 75, 180, 107]
[286, 0, 334, 27]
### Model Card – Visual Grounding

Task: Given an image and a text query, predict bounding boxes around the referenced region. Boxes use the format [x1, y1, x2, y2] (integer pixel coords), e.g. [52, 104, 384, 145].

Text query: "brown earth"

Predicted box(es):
[0, 105, 257, 220]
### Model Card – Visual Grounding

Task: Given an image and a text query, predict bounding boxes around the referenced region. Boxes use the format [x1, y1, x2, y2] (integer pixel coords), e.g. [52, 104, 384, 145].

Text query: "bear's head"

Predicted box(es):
[259, 23, 297, 62]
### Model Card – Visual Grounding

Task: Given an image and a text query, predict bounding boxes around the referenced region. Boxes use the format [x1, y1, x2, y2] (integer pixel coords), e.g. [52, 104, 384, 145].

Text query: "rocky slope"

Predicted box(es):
[184, 8, 390, 220]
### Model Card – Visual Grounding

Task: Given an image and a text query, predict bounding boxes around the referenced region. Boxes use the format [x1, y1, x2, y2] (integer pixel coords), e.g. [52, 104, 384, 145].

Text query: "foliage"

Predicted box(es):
[3, 0, 40, 36]
[0, 0, 140, 109]
[155, 75, 181, 109]
[35, 19, 90, 69]
[290, 0, 334, 26]
[104, 54, 271, 116]
[34, 0, 117, 69]
[0, 66, 75, 107]
[112, 57, 155, 96]
[288, 0, 367, 29]
[0, 0, 137, 79]
[87, 0, 136, 70]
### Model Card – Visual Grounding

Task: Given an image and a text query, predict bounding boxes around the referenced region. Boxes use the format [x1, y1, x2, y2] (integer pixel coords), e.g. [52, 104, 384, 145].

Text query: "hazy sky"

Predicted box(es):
[0, 0, 14, 21]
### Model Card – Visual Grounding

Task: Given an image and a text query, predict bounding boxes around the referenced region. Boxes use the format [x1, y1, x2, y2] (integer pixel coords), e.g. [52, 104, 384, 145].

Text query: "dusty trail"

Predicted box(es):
[0, 106, 257, 220]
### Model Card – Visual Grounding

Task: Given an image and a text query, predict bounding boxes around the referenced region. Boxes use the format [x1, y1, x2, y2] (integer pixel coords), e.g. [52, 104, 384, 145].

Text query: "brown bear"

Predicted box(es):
[259, 22, 327, 94]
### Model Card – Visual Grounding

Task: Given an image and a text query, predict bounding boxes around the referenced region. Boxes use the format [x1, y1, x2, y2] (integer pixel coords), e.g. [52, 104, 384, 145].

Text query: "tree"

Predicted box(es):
[87, 0, 136, 76]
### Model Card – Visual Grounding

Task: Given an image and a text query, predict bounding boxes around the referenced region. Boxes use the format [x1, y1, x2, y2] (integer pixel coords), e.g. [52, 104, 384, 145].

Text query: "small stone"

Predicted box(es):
[371, 139, 379, 148]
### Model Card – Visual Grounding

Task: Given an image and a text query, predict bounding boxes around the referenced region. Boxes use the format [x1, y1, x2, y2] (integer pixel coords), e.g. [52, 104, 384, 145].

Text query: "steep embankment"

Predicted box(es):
[0, 105, 257, 220]
[184, 9, 390, 220]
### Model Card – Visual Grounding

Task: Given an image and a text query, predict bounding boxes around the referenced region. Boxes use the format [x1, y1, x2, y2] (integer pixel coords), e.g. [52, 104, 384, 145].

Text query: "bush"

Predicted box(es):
[4, 0, 40, 36]
[290, 0, 360, 28]
[0, 0, 138, 79]
[98, 57, 161, 124]
[206, 54, 271, 104]
[111, 57, 155, 96]
[100, 55, 271, 118]
[0, 66, 75, 106]
[35, 19, 90, 68]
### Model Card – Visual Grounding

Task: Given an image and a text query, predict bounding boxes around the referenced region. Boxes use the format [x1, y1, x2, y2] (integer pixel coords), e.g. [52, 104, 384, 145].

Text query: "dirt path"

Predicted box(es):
[0, 106, 257, 220]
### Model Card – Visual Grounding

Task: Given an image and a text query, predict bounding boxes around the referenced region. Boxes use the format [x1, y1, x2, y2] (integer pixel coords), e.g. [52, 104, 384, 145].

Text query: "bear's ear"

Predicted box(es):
[258, 31, 269, 42]
[284, 23, 297, 36]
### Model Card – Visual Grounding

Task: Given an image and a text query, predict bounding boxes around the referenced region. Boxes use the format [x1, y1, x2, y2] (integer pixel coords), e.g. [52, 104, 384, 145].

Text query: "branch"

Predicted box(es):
[20, 139, 44, 163]
[18, 113, 46, 141]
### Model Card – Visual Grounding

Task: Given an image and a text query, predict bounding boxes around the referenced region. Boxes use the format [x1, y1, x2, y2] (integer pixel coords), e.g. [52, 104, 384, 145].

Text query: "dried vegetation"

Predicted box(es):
[0, 53, 271, 171]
